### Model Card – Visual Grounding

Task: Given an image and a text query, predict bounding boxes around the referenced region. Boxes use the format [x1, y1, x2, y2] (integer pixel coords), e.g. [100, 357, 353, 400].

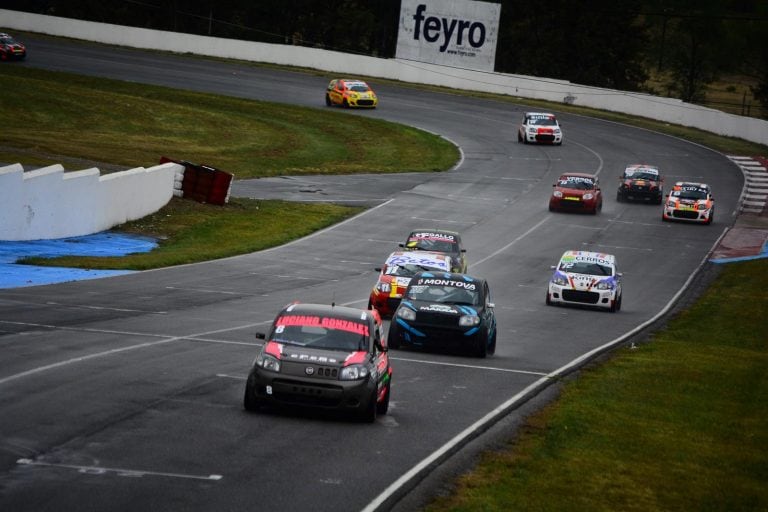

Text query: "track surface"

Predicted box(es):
[0, 36, 744, 511]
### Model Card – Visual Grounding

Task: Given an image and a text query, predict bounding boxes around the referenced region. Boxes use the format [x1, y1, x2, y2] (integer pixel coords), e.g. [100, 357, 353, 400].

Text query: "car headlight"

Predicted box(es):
[350, 93, 359, 99]
[583, 193, 594, 200]
[527, 127, 537, 134]
[553, 190, 563, 198]
[667, 200, 676, 208]
[396, 307, 416, 321]
[340, 364, 369, 380]
[596, 280, 615, 290]
[459, 315, 480, 326]
[551, 273, 568, 286]
[554, 129, 561, 134]
[256, 353, 281, 372]
[377, 282, 391, 293]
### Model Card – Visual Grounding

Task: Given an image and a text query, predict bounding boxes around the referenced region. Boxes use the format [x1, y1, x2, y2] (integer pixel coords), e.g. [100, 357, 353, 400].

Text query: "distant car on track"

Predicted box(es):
[388, 271, 496, 357]
[549, 172, 603, 214]
[662, 182, 715, 224]
[243, 302, 391, 422]
[368, 250, 452, 317]
[0, 33, 26, 61]
[325, 78, 378, 108]
[399, 229, 467, 273]
[546, 250, 623, 312]
[518, 112, 563, 145]
[617, 164, 664, 204]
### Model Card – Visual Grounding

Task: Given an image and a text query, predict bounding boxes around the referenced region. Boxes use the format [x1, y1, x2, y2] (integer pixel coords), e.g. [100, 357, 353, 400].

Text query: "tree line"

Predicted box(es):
[6, 0, 767, 118]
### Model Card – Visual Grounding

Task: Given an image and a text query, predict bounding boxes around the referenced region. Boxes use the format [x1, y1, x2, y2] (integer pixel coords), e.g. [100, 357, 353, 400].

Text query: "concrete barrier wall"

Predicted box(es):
[2, 8, 766, 146]
[0, 162, 180, 241]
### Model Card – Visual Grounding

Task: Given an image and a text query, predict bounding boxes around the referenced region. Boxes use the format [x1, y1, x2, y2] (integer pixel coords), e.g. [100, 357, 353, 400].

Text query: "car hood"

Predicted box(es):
[555, 271, 615, 290]
[401, 300, 479, 316]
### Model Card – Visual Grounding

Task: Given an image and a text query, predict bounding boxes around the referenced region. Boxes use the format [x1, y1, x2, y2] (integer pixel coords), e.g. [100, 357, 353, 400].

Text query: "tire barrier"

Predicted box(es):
[160, 157, 233, 206]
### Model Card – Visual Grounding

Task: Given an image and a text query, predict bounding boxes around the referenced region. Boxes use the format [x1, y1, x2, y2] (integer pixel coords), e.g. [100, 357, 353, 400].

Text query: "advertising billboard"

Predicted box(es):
[396, 0, 501, 72]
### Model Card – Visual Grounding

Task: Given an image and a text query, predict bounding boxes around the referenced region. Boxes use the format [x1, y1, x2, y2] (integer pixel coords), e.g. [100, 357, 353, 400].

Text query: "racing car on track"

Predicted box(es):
[518, 112, 563, 145]
[0, 33, 26, 61]
[388, 271, 496, 357]
[325, 79, 378, 108]
[243, 302, 391, 422]
[549, 172, 603, 214]
[368, 250, 452, 317]
[662, 182, 715, 224]
[617, 164, 664, 204]
[399, 229, 467, 273]
[546, 250, 623, 312]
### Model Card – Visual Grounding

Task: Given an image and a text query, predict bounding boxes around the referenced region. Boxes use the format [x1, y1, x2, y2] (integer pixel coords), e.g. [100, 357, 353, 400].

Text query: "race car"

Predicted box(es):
[368, 250, 452, 317]
[549, 172, 603, 214]
[546, 250, 623, 312]
[388, 271, 496, 358]
[243, 302, 391, 422]
[662, 182, 715, 224]
[518, 112, 563, 145]
[325, 79, 378, 108]
[617, 164, 664, 204]
[0, 33, 26, 61]
[399, 229, 467, 273]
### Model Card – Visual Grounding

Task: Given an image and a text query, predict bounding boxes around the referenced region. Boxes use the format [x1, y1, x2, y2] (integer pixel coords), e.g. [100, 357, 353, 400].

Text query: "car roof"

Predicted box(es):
[558, 172, 596, 179]
[408, 229, 461, 238]
[625, 164, 659, 172]
[525, 112, 556, 117]
[559, 250, 616, 266]
[674, 181, 710, 189]
[280, 302, 377, 324]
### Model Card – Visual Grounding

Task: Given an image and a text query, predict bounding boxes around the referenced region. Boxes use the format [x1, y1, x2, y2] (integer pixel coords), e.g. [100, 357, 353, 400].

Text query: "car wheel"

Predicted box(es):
[387, 322, 401, 349]
[487, 330, 497, 356]
[376, 381, 391, 415]
[656, 196, 663, 205]
[473, 328, 488, 358]
[609, 294, 620, 313]
[546, 292, 552, 306]
[342, 98, 350, 108]
[243, 375, 262, 412]
[616, 191, 624, 202]
[548, 203, 555, 212]
[359, 389, 378, 423]
[517, 132, 523, 143]
[616, 293, 622, 311]
[705, 211, 714, 225]
[325, 94, 332, 106]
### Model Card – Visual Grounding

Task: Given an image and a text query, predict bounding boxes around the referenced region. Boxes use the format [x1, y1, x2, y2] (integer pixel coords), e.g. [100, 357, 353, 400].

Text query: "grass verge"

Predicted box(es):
[425, 259, 768, 511]
[18, 197, 363, 270]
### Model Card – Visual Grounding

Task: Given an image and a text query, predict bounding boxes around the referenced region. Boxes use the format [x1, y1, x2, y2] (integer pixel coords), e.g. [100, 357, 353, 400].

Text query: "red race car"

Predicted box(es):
[549, 172, 603, 214]
[0, 33, 26, 61]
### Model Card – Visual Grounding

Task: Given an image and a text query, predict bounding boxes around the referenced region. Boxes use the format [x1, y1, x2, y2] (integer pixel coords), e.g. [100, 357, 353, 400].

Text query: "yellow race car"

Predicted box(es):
[325, 79, 378, 108]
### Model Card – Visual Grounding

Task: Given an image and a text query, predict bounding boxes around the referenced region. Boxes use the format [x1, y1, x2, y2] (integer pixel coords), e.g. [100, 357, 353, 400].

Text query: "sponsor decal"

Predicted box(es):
[419, 304, 457, 313]
[415, 277, 477, 290]
[559, 176, 594, 186]
[276, 315, 369, 336]
[412, 232, 456, 241]
[288, 353, 339, 363]
[396, 0, 501, 72]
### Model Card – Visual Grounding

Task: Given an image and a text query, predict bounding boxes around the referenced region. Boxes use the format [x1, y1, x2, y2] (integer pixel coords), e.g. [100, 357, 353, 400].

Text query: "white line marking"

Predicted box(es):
[390, 356, 548, 376]
[582, 243, 653, 252]
[472, 217, 550, 267]
[164, 286, 244, 295]
[247, 273, 322, 280]
[409, 217, 475, 225]
[44, 302, 167, 314]
[16, 458, 222, 481]
[0, 320, 272, 386]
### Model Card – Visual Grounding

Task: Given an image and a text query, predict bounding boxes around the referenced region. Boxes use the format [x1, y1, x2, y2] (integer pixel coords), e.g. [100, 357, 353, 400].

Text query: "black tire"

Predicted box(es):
[342, 98, 350, 108]
[487, 330, 496, 356]
[325, 94, 332, 106]
[473, 328, 488, 358]
[705, 210, 714, 225]
[359, 389, 378, 423]
[387, 322, 401, 349]
[517, 131, 523, 143]
[616, 293, 622, 311]
[243, 375, 261, 412]
[546, 292, 552, 306]
[376, 381, 391, 415]
[616, 191, 624, 203]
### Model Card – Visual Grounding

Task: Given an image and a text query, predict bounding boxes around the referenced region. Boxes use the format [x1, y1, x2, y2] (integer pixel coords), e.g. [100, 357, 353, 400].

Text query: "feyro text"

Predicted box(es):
[411, 4, 487, 53]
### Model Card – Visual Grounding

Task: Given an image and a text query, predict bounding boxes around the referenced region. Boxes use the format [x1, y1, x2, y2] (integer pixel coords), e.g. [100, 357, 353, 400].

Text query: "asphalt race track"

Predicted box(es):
[0, 35, 745, 511]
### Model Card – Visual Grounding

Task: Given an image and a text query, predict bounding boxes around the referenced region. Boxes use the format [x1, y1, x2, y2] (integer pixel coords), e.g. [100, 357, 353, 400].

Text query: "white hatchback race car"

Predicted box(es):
[518, 112, 563, 145]
[546, 250, 622, 312]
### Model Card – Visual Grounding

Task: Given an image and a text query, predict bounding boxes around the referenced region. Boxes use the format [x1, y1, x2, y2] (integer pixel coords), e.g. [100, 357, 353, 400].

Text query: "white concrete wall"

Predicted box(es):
[0, 162, 181, 241]
[2, 8, 766, 146]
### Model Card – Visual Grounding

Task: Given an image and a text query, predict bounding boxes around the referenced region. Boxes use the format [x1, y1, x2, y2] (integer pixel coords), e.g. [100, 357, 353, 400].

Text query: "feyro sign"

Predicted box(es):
[396, 0, 501, 72]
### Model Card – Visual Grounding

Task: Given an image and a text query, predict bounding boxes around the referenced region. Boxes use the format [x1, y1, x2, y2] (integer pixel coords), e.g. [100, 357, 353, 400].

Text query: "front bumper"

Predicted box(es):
[663, 207, 712, 223]
[525, 132, 562, 144]
[390, 316, 481, 350]
[246, 365, 376, 411]
[619, 185, 662, 201]
[550, 197, 596, 212]
[548, 284, 617, 309]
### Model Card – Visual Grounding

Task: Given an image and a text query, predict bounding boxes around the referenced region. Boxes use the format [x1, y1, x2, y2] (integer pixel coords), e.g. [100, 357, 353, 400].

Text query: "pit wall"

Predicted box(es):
[2, 8, 766, 146]
[0, 162, 181, 241]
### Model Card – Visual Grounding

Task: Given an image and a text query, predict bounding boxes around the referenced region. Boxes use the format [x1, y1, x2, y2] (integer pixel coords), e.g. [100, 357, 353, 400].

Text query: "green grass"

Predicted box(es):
[18, 197, 363, 270]
[0, 65, 459, 177]
[425, 259, 768, 511]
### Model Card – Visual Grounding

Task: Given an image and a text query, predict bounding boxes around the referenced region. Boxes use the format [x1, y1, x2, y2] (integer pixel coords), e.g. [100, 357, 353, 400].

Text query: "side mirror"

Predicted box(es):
[550, 265, 556, 270]
[374, 267, 382, 272]
[461, 249, 467, 253]
[398, 243, 405, 248]
[255, 332, 266, 340]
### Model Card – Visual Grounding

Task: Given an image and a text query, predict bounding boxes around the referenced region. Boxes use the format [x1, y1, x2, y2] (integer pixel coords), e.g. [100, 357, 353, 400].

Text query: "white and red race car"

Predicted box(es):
[518, 112, 563, 145]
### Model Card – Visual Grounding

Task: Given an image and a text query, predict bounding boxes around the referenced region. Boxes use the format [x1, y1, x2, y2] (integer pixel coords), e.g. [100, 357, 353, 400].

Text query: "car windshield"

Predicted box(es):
[270, 316, 368, 351]
[673, 188, 707, 200]
[559, 261, 613, 276]
[405, 284, 479, 305]
[529, 117, 557, 126]
[407, 238, 458, 254]
[386, 263, 442, 277]
[349, 84, 370, 92]
[1, 36, 17, 44]
[559, 177, 594, 190]
[625, 170, 659, 181]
